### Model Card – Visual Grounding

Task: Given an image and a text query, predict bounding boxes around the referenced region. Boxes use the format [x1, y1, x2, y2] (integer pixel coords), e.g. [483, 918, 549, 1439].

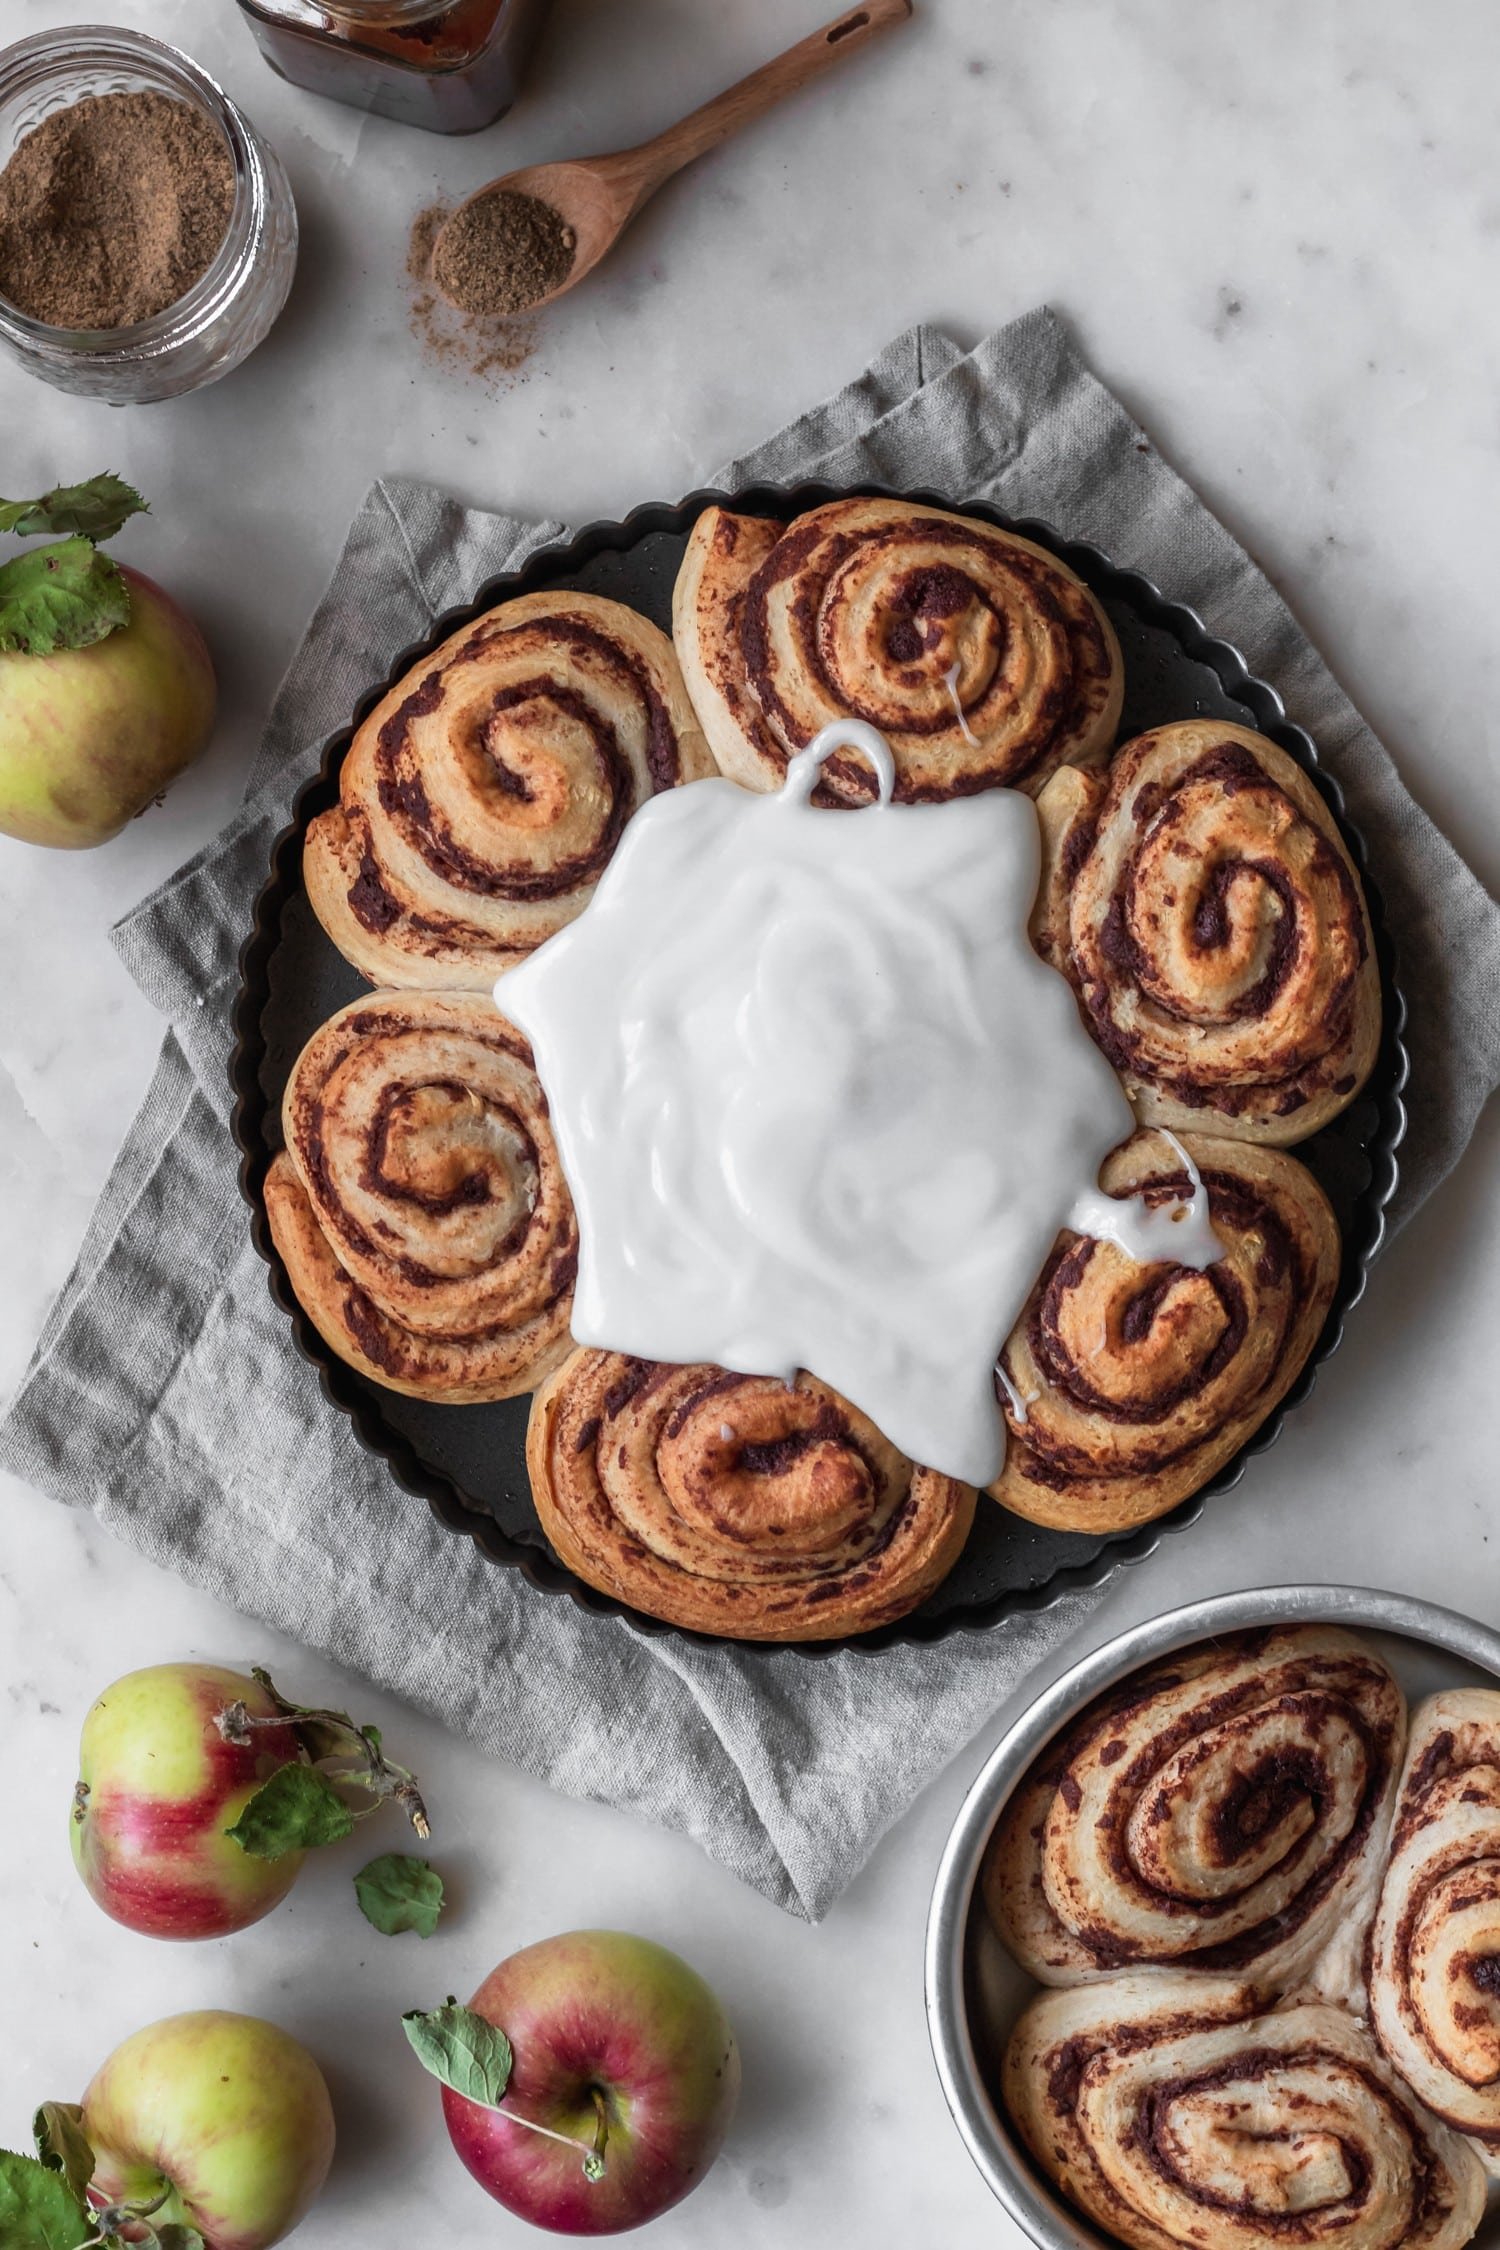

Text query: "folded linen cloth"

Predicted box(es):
[4, 310, 1498, 1921]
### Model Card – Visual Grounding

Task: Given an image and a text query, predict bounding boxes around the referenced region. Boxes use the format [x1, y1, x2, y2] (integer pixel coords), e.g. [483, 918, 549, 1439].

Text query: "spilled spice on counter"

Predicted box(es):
[430, 187, 575, 318]
[407, 199, 540, 387]
[0, 90, 235, 329]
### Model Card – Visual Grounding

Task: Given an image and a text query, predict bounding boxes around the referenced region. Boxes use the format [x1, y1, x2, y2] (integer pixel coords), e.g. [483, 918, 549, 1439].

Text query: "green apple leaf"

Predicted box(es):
[0, 539, 131, 657]
[0, 473, 147, 542]
[153, 2225, 207, 2250]
[402, 2000, 512, 2106]
[226, 1761, 355, 1859]
[30, 2106, 92, 2208]
[355, 1853, 445, 1938]
[0, 2149, 92, 2250]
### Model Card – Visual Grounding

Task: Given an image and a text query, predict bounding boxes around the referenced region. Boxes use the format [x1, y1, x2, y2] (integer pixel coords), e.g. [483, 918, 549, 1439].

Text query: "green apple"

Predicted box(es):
[72, 1662, 305, 1940]
[82, 2010, 335, 2250]
[0, 563, 215, 847]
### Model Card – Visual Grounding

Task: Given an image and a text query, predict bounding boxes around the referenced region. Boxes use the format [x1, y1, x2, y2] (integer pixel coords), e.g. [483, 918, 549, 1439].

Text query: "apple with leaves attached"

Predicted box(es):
[406, 1932, 740, 2235]
[72, 1660, 437, 1941]
[81, 2010, 336, 2249]
[0, 474, 215, 849]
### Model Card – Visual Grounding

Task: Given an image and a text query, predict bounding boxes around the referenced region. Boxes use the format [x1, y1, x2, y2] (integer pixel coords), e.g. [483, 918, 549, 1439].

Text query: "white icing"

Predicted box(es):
[997, 1364, 1034, 1427]
[498, 720, 1136, 1487]
[943, 661, 979, 746]
[1065, 1124, 1224, 1271]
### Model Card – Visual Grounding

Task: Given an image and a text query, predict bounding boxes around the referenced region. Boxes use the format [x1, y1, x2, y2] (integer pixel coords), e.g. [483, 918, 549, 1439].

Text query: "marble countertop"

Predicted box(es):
[2, 1, 1498, 2243]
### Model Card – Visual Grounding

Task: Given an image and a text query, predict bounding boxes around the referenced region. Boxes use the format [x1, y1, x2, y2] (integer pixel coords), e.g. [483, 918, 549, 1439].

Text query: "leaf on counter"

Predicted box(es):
[0, 474, 147, 542]
[0, 539, 131, 656]
[355, 1853, 445, 1938]
[225, 1761, 355, 1859]
[402, 2000, 512, 2106]
[0, 2150, 91, 2250]
[30, 2106, 92, 2208]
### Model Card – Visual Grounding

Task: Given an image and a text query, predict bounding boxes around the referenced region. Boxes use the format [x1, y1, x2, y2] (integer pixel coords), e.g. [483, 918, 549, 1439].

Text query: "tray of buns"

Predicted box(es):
[229, 484, 1408, 1653]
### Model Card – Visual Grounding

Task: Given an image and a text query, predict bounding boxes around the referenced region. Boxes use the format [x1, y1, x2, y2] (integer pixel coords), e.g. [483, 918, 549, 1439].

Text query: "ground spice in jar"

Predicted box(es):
[430, 188, 575, 318]
[0, 90, 235, 329]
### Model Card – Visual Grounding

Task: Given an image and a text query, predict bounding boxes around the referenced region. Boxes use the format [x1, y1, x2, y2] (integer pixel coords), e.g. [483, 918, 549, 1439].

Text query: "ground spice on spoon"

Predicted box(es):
[0, 90, 234, 328]
[430, 188, 575, 318]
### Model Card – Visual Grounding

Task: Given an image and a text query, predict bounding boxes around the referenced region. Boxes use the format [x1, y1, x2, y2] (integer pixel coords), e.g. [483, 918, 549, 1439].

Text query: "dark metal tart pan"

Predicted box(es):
[229, 484, 1408, 1656]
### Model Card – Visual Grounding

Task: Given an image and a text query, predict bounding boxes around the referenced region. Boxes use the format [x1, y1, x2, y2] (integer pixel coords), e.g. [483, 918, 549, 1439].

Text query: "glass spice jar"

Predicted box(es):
[0, 27, 298, 407]
[233, 0, 545, 136]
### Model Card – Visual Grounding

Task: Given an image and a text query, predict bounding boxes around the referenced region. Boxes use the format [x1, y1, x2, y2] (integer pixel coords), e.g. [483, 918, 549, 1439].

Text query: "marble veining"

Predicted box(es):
[1, 1, 1497, 2242]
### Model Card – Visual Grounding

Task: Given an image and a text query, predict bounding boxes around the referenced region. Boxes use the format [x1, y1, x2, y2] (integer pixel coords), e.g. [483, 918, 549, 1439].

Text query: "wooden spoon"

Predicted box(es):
[430, 0, 915, 317]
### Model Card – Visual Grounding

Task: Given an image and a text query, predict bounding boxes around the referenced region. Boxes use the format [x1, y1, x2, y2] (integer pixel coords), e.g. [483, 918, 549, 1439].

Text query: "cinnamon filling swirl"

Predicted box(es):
[983, 1625, 1404, 1990]
[304, 591, 712, 989]
[1363, 1691, 1500, 2170]
[673, 496, 1124, 805]
[266, 990, 576, 1404]
[989, 1131, 1340, 1533]
[526, 1351, 976, 1641]
[1039, 719, 1380, 1145]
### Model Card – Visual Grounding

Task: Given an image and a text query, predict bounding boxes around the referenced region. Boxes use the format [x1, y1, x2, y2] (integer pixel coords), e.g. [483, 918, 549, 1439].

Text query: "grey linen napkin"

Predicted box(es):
[4, 310, 1498, 1921]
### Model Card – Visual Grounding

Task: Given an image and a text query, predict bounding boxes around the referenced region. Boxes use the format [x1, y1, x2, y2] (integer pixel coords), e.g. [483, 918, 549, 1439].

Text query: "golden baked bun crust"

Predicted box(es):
[673, 497, 1123, 804]
[1003, 1978, 1485, 2250]
[990, 1130, 1341, 1534]
[1035, 719, 1380, 1144]
[526, 1350, 976, 1641]
[305, 590, 713, 989]
[266, 990, 575, 1402]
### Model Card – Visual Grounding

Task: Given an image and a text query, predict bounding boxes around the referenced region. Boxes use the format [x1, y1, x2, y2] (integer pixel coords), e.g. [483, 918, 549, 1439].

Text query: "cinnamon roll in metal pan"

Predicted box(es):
[1034, 719, 1381, 1145]
[990, 1130, 1341, 1535]
[673, 496, 1124, 803]
[982, 1624, 1405, 1990]
[526, 1351, 977, 1642]
[1357, 1690, 1500, 2174]
[1003, 1976, 1485, 2250]
[304, 591, 713, 989]
[265, 991, 576, 1403]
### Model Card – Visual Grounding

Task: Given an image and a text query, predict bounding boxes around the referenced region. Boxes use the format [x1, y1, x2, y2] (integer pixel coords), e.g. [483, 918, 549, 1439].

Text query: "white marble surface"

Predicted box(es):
[2, 1, 1498, 2242]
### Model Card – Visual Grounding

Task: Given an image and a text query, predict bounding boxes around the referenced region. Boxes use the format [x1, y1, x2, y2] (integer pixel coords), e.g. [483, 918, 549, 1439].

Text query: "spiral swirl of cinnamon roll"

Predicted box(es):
[265, 991, 576, 1402]
[526, 1350, 976, 1640]
[673, 497, 1123, 804]
[991, 1131, 1341, 1534]
[305, 592, 713, 989]
[984, 1625, 1405, 1989]
[1360, 1692, 1500, 2173]
[1004, 1979, 1485, 2250]
[1035, 720, 1380, 1144]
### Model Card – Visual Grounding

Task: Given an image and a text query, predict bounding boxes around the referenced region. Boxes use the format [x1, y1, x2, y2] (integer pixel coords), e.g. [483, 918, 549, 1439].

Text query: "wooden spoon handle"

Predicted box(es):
[608, 0, 914, 204]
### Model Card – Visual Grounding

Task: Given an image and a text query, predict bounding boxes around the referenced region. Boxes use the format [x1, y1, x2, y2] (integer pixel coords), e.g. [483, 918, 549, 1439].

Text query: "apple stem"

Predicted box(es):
[216, 1670, 431, 1839]
[590, 2086, 610, 2179]
[489, 2101, 607, 2181]
[83, 2184, 175, 2246]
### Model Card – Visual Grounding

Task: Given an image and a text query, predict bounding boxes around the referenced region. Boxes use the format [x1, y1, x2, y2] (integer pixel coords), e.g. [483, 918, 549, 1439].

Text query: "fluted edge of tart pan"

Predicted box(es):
[229, 484, 1409, 1658]
[924, 1584, 1500, 2249]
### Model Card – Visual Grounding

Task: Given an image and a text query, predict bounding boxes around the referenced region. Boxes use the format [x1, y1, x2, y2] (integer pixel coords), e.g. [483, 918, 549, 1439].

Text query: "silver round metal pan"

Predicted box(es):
[924, 1583, 1500, 2248]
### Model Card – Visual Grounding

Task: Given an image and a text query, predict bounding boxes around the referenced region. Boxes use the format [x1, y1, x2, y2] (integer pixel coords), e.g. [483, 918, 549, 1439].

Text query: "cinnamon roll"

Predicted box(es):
[983, 1625, 1405, 1988]
[305, 592, 713, 989]
[265, 991, 576, 1402]
[1362, 1691, 1500, 2172]
[991, 1131, 1341, 1534]
[525, 1351, 976, 1640]
[1004, 1979, 1485, 2250]
[1035, 720, 1380, 1144]
[673, 497, 1123, 803]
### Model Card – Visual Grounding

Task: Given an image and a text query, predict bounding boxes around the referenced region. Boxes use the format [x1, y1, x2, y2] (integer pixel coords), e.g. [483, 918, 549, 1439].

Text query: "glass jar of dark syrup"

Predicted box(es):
[234, 0, 544, 136]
